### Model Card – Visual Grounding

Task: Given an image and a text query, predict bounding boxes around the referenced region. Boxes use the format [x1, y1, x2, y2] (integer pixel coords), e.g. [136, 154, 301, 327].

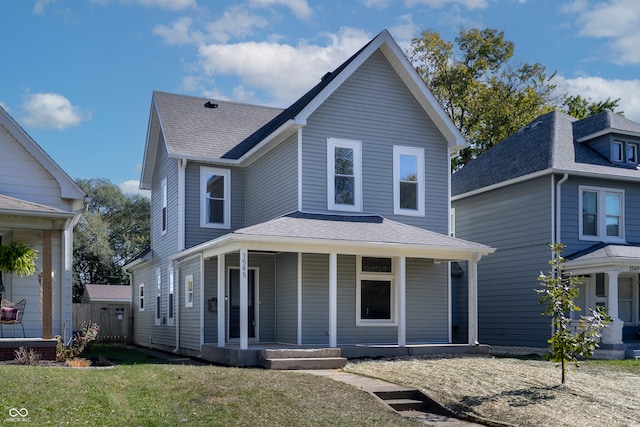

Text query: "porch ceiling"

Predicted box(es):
[174, 211, 494, 261]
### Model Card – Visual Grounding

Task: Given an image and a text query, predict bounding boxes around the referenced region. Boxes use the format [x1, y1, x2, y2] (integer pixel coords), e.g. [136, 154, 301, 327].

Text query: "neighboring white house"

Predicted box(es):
[0, 106, 86, 340]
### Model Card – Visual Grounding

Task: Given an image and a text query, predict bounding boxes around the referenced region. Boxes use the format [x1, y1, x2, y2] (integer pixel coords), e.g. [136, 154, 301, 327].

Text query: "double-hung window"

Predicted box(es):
[393, 146, 425, 216]
[167, 266, 175, 326]
[327, 138, 362, 212]
[155, 268, 162, 326]
[138, 284, 144, 312]
[161, 178, 168, 234]
[579, 186, 624, 242]
[200, 167, 231, 228]
[356, 256, 396, 326]
[184, 274, 194, 308]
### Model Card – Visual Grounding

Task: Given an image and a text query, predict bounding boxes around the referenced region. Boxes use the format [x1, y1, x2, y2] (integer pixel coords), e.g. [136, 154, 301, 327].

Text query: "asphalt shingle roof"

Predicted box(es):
[234, 211, 490, 250]
[0, 194, 68, 215]
[452, 110, 640, 196]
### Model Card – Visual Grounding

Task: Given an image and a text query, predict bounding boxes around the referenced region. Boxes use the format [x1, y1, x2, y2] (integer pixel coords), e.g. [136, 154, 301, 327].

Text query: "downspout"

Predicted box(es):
[178, 159, 187, 251]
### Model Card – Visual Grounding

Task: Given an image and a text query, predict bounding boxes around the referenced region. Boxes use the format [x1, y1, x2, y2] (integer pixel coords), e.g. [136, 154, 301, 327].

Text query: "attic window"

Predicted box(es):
[613, 140, 639, 164]
[204, 101, 218, 109]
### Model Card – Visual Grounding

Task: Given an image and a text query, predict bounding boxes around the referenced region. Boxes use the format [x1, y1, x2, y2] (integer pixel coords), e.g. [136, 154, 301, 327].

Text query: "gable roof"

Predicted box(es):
[141, 29, 464, 188]
[83, 284, 131, 303]
[452, 110, 640, 198]
[0, 106, 86, 203]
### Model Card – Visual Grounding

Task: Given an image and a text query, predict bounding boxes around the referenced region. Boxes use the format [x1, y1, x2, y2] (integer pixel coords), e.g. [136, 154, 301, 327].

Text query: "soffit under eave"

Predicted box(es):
[190, 236, 493, 262]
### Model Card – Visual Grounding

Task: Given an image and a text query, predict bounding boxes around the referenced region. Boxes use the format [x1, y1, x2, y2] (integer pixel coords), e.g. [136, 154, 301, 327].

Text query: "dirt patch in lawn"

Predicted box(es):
[345, 356, 640, 427]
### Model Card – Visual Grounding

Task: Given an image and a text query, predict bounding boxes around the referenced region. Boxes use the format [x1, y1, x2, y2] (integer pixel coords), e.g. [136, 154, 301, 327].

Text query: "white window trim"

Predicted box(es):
[627, 143, 638, 164]
[356, 256, 397, 326]
[138, 283, 145, 312]
[327, 138, 362, 212]
[578, 185, 625, 243]
[161, 178, 168, 235]
[200, 167, 231, 229]
[155, 268, 162, 326]
[613, 140, 624, 162]
[185, 274, 194, 308]
[167, 266, 175, 326]
[393, 145, 425, 216]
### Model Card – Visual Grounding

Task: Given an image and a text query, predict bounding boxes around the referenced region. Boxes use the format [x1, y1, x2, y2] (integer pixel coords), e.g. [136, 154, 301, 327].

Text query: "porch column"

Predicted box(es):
[239, 248, 249, 350]
[398, 256, 406, 347]
[217, 254, 225, 347]
[468, 256, 479, 345]
[603, 270, 624, 345]
[42, 230, 53, 339]
[329, 253, 337, 348]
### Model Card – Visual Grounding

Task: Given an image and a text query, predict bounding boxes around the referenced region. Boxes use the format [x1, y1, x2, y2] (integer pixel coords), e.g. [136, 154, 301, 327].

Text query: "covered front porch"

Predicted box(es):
[567, 243, 640, 358]
[174, 212, 494, 367]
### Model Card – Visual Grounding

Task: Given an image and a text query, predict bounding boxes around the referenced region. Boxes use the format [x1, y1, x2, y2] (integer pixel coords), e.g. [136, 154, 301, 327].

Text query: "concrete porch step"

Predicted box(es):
[262, 348, 342, 359]
[263, 356, 347, 370]
[373, 390, 453, 418]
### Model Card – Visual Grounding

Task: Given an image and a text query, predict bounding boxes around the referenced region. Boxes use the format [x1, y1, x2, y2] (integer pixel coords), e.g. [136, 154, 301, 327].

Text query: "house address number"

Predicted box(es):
[629, 266, 640, 272]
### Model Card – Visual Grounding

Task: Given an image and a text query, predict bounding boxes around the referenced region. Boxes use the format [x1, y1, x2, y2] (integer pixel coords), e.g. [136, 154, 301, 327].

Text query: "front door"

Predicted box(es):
[228, 268, 257, 340]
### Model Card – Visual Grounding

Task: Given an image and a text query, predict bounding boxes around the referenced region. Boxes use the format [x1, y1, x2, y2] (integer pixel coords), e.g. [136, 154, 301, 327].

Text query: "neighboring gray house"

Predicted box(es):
[82, 284, 131, 304]
[452, 110, 640, 358]
[125, 30, 493, 367]
[0, 106, 86, 342]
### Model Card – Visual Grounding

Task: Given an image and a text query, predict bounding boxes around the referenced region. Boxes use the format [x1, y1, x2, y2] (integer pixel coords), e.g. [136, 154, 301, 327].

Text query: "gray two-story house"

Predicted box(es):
[452, 110, 640, 358]
[125, 30, 494, 367]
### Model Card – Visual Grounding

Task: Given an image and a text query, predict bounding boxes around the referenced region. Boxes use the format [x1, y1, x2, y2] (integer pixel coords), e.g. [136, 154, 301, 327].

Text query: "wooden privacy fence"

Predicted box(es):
[72, 303, 132, 343]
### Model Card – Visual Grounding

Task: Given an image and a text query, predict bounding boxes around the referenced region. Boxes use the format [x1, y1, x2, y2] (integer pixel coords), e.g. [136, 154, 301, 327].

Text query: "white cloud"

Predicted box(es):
[557, 75, 640, 122]
[405, 0, 488, 9]
[389, 14, 419, 48]
[196, 27, 372, 105]
[21, 93, 91, 130]
[119, 180, 151, 198]
[205, 7, 270, 43]
[90, 0, 196, 10]
[566, 0, 640, 64]
[248, 0, 313, 19]
[154, 17, 202, 45]
[33, 0, 55, 14]
[362, 0, 392, 9]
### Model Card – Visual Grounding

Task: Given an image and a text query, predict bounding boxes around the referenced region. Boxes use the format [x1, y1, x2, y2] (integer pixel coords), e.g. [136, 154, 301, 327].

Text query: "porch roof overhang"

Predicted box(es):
[0, 194, 77, 230]
[171, 211, 495, 262]
[565, 243, 640, 274]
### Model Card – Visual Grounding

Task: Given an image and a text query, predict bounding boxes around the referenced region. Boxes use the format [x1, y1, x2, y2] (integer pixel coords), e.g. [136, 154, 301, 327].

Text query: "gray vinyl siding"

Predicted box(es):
[246, 134, 298, 226]
[300, 49, 450, 234]
[453, 176, 553, 346]
[130, 266, 155, 346]
[179, 256, 202, 350]
[251, 253, 276, 342]
[276, 253, 298, 344]
[301, 253, 329, 345]
[585, 135, 614, 160]
[406, 259, 449, 343]
[184, 162, 246, 248]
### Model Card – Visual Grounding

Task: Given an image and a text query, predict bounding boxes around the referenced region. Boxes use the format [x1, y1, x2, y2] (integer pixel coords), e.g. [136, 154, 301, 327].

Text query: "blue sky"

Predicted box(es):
[1, 0, 639, 196]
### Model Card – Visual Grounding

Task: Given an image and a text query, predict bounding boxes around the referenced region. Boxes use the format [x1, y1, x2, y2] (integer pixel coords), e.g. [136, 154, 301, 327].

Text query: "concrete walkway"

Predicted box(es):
[299, 369, 487, 426]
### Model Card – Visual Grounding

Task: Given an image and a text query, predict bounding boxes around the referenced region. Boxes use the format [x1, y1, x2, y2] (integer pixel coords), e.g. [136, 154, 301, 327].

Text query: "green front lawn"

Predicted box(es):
[0, 345, 415, 426]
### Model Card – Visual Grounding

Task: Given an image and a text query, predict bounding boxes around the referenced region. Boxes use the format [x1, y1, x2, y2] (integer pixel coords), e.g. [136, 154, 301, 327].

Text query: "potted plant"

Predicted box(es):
[0, 241, 38, 297]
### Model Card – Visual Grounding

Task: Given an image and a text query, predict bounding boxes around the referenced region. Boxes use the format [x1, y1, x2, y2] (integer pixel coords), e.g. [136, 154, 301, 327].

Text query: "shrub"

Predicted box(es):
[13, 346, 41, 365]
[56, 321, 100, 361]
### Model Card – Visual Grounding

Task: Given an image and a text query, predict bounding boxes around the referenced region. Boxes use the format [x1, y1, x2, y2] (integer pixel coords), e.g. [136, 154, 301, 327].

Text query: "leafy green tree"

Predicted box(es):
[409, 28, 624, 169]
[73, 178, 150, 301]
[561, 95, 623, 120]
[409, 28, 557, 169]
[536, 243, 611, 385]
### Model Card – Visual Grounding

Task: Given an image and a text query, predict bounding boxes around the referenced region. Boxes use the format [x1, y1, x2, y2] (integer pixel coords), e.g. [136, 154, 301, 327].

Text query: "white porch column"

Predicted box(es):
[468, 256, 479, 345]
[239, 248, 249, 350]
[602, 270, 624, 345]
[329, 253, 337, 348]
[297, 252, 302, 345]
[398, 256, 406, 347]
[217, 254, 226, 348]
